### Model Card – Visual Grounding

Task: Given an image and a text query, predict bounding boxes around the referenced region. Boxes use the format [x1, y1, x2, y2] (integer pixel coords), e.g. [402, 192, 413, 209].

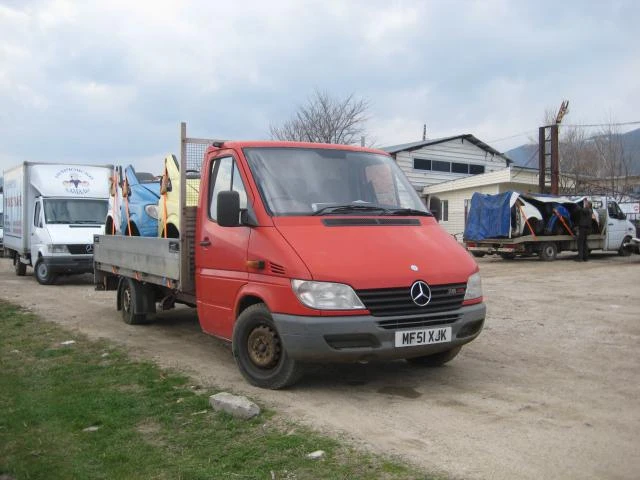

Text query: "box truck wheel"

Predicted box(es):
[119, 278, 148, 325]
[232, 303, 303, 389]
[34, 259, 57, 285]
[13, 255, 26, 276]
[406, 346, 462, 367]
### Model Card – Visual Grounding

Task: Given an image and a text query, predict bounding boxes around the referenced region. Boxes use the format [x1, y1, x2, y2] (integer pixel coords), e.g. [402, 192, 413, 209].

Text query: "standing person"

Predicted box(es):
[576, 200, 593, 261]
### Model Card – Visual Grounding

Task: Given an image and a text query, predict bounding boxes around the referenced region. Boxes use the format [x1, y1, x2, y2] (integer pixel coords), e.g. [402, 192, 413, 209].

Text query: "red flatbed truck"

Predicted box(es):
[94, 123, 486, 389]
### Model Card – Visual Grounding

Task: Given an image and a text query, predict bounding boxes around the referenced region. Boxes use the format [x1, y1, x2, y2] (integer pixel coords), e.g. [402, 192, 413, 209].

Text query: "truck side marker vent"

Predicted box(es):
[270, 262, 286, 275]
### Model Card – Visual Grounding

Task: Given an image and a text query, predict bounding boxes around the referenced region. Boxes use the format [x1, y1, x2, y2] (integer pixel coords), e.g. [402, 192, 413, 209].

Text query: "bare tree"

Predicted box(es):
[270, 90, 370, 145]
[559, 126, 598, 194]
[593, 122, 630, 201]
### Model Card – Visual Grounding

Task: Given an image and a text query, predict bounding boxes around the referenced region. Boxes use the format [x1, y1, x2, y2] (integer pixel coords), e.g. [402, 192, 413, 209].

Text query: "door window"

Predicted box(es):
[34, 201, 42, 228]
[208, 156, 248, 221]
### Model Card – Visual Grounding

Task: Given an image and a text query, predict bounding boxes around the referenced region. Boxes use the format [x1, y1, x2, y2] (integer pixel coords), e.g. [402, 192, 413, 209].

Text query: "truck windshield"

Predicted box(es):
[244, 147, 430, 216]
[43, 199, 108, 225]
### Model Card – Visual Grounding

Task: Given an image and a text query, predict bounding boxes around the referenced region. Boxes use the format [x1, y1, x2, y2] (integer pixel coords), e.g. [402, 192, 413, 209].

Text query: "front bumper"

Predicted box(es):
[273, 302, 486, 362]
[42, 255, 94, 275]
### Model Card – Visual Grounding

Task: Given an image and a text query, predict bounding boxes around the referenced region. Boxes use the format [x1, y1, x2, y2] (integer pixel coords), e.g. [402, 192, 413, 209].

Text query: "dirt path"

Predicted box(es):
[1, 253, 639, 479]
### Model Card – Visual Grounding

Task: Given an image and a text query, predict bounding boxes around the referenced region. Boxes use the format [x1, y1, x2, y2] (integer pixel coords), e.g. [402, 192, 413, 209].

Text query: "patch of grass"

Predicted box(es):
[0, 302, 432, 479]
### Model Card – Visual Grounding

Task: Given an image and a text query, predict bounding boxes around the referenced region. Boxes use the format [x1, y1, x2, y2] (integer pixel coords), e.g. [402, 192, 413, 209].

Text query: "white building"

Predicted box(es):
[422, 166, 542, 237]
[382, 135, 512, 214]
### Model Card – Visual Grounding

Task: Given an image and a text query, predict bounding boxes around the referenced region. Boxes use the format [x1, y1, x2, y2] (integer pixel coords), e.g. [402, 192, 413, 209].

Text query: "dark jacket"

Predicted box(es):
[576, 205, 593, 229]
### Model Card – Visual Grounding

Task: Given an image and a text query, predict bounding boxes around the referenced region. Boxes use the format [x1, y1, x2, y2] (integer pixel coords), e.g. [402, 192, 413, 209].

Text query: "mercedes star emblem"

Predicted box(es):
[410, 280, 431, 307]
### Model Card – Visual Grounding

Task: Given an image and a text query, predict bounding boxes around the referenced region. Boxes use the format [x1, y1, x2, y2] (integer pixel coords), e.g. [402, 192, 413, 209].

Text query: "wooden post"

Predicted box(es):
[538, 127, 546, 193]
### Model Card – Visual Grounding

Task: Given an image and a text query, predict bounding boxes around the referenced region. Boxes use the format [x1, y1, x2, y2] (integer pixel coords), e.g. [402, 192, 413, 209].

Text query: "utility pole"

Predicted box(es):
[422, 124, 427, 141]
[539, 100, 569, 194]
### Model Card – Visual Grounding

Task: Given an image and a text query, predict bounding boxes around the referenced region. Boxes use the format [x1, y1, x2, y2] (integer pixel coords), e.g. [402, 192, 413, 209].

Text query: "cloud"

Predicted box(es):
[0, 0, 639, 174]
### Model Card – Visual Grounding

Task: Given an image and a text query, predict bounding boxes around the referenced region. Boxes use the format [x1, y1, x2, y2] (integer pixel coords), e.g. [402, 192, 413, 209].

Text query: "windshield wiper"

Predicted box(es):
[387, 208, 433, 217]
[312, 204, 391, 216]
[72, 220, 103, 224]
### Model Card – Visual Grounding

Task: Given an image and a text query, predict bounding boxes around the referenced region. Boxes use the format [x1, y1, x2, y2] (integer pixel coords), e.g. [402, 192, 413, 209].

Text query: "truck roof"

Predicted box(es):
[205, 141, 388, 156]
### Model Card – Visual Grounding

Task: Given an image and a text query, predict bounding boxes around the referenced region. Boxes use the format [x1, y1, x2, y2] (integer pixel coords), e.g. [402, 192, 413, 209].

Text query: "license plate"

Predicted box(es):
[395, 327, 452, 348]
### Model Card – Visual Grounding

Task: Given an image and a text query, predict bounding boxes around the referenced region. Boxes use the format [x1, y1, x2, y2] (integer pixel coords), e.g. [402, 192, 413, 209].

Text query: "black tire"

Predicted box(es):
[120, 278, 147, 325]
[34, 259, 57, 285]
[619, 236, 633, 257]
[406, 346, 462, 367]
[232, 303, 303, 389]
[125, 223, 140, 236]
[499, 252, 516, 260]
[539, 242, 557, 261]
[471, 251, 485, 258]
[14, 255, 26, 276]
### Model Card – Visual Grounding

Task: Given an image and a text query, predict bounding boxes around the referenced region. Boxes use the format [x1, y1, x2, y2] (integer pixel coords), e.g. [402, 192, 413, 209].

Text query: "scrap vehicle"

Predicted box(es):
[105, 165, 161, 237]
[464, 191, 637, 261]
[94, 123, 486, 389]
[158, 154, 201, 238]
[3, 162, 111, 284]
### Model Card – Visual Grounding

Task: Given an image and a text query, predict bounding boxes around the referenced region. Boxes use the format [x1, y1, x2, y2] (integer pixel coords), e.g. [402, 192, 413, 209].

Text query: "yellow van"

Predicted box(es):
[158, 154, 200, 238]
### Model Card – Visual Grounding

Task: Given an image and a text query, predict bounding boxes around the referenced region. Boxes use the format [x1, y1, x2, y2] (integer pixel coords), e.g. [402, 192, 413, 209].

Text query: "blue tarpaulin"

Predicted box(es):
[464, 191, 513, 240]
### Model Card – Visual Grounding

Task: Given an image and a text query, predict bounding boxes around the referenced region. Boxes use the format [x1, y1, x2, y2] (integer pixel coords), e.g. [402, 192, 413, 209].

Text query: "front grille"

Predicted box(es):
[357, 283, 466, 317]
[376, 313, 460, 330]
[67, 244, 93, 255]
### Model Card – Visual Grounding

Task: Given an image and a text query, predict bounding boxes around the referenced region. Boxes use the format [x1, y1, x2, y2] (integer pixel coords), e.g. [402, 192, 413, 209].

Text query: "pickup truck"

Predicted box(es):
[94, 123, 486, 389]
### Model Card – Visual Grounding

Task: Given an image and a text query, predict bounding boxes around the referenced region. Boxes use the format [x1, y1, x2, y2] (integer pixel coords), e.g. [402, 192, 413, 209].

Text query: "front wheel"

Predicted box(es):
[406, 346, 462, 367]
[619, 236, 633, 256]
[232, 304, 303, 389]
[34, 259, 57, 285]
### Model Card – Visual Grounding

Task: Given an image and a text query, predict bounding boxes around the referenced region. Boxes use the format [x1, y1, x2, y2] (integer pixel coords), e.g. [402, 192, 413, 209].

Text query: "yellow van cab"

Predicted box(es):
[158, 154, 200, 238]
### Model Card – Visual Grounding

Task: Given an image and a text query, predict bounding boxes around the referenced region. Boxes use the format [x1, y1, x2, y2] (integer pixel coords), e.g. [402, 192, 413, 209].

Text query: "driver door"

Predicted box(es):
[195, 154, 250, 340]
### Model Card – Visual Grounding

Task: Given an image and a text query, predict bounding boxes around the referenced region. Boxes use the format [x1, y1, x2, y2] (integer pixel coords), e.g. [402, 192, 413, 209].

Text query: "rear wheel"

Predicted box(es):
[232, 303, 303, 389]
[406, 346, 462, 367]
[539, 242, 557, 261]
[34, 259, 57, 285]
[120, 278, 147, 325]
[14, 255, 26, 276]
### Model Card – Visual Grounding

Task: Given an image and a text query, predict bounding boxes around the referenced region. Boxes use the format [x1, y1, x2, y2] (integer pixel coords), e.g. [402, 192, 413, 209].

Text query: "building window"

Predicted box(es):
[441, 200, 449, 221]
[413, 158, 486, 175]
[432, 160, 450, 172]
[413, 158, 431, 170]
[452, 162, 469, 174]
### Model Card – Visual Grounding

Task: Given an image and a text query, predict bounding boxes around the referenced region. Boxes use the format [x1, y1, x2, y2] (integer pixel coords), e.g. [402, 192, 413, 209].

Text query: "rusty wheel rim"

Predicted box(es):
[247, 325, 280, 369]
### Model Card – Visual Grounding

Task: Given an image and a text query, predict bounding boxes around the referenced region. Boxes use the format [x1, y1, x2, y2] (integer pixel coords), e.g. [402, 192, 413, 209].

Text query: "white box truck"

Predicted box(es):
[3, 162, 112, 284]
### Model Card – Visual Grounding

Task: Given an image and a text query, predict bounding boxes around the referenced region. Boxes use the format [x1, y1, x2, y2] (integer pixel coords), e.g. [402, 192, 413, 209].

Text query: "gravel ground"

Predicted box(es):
[1, 251, 639, 479]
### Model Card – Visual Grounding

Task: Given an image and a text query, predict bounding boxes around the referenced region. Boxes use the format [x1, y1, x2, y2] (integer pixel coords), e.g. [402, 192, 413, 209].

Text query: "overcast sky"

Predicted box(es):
[1, 0, 639, 174]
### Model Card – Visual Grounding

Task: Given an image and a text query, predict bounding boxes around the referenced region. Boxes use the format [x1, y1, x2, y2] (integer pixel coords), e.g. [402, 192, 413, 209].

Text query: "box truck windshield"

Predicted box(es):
[43, 198, 108, 225]
[243, 147, 428, 215]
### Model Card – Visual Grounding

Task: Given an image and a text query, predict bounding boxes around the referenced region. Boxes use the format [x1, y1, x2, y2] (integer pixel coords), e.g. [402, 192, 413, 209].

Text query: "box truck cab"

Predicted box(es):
[199, 143, 485, 387]
[3, 163, 111, 284]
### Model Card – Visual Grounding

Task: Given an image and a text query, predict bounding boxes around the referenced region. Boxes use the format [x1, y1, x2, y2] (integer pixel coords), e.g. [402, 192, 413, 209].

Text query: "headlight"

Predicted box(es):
[145, 204, 159, 219]
[49, 244, 70, 254]
[464, 272, 483, 301]
[291, 279, 365, 310]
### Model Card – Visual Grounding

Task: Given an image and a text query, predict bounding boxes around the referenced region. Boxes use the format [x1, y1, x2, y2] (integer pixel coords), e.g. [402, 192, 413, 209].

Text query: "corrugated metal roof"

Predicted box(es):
[381, 134, 512, 164]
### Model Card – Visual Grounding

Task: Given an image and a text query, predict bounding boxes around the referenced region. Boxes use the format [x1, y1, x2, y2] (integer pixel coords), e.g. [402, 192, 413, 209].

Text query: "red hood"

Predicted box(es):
[273, 216, 478, 289]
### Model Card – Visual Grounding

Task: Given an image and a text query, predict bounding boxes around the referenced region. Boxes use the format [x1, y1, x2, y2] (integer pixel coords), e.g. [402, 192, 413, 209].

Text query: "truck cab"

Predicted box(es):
[196, 143, 486, 388]
[4, 163, 111, 284]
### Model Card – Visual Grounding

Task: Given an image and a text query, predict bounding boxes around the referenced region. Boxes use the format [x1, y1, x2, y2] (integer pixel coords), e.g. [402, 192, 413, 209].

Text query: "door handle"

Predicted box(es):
[199, 238, 211, 247]
[608, 223, 613, 226]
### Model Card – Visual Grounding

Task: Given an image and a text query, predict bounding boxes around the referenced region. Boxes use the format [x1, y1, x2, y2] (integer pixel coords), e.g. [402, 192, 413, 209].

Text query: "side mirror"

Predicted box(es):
[217, 190, 240, 227]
